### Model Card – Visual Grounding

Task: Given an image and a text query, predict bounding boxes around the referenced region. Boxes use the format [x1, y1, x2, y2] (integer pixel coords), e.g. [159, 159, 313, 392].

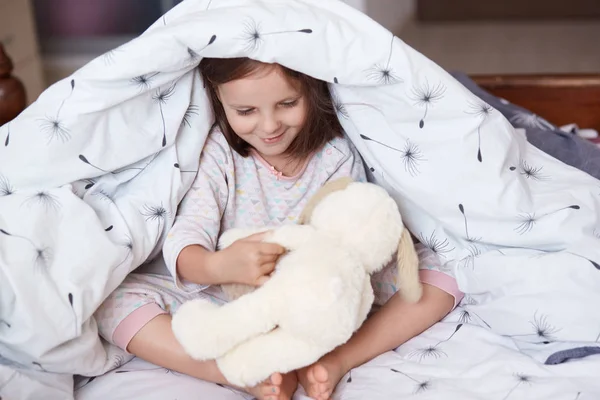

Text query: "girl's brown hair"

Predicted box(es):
[199, 57, 343, 159]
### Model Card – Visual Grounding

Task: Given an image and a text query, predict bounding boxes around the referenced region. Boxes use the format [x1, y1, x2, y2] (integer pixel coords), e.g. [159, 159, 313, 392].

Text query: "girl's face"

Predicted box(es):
[217, 65, 307, 160]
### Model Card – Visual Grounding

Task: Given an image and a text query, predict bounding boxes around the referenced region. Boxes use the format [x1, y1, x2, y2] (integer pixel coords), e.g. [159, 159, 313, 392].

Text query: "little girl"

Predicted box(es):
[95, 57, 462, 400]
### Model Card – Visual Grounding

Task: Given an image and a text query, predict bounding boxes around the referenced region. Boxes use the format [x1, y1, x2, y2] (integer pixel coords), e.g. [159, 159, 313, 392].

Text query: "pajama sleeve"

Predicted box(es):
[162, 134, 232, 293]
[327, 137, 368, 183]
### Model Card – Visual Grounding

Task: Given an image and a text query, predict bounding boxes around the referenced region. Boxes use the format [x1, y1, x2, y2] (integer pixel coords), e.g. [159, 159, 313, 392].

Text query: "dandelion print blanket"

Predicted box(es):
[1, 0, 600, 398]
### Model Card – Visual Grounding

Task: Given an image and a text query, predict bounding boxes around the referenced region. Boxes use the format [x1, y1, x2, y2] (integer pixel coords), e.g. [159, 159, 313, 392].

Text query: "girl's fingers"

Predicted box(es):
[259, 252, 282, 264]
[256, 275, 270, 286]
[259, 243, 286, 255]
[259, 262, 277, 275]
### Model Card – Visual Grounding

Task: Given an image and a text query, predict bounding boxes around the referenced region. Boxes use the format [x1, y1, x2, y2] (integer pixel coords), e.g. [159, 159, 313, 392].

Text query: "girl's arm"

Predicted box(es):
[166, 135, 285, 289]
[175, 244, 220, 285]
[163, 134, 232, 292]
[176, 232, 285, 287]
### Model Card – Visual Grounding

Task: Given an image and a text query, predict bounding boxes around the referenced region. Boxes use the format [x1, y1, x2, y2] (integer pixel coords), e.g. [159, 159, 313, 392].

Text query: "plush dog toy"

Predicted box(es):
[171, 179, 421, 387]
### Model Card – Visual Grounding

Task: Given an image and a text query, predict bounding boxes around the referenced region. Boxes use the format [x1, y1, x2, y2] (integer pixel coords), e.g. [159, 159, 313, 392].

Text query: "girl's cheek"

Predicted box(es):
[228, 115, 255, 136]
[294, 103, 309, 126]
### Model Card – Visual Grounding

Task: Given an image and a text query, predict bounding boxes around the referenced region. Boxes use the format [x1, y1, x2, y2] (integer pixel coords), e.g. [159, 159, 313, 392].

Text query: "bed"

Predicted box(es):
[2, 45, 600, 400]
[472, 73, 600, 133]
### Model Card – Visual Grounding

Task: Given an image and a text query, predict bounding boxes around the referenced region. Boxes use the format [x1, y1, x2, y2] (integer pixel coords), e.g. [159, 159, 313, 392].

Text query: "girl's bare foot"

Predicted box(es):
[297, 352, 348, 400]
[245, 372, 298, 400]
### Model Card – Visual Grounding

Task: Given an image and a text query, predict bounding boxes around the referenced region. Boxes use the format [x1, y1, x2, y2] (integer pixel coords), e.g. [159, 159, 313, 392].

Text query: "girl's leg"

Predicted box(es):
[297, 283, 454, 400]
[95, 274, 297, 400]
[127, 313, 298, 400]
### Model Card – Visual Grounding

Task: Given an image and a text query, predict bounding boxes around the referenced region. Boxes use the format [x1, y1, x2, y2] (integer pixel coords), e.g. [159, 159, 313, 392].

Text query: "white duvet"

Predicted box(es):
[74, 308, 600, 400]
[0, 0, 599, 398]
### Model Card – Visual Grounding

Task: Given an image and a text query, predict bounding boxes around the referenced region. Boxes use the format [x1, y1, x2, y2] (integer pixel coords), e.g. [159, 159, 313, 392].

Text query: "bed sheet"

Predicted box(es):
[75, 305, 600, 400]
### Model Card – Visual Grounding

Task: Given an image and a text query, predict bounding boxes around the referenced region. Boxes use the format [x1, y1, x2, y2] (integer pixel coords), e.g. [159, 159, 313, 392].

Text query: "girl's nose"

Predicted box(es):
[260, 114, 282, 135]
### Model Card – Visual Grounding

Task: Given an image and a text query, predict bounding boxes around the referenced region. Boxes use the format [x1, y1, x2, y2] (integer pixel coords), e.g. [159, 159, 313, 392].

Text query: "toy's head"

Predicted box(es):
[300, 179, 423, 303]
[305, 181, 403, 272]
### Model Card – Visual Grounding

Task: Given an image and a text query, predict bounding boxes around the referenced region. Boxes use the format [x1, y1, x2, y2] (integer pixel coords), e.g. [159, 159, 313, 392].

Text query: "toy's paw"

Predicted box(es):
[172, 299, 229, 360]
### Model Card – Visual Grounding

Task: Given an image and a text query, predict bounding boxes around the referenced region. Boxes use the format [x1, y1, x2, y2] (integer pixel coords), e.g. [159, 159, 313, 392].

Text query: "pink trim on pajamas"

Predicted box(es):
[419, 269, 464, 308]
[371, 243, 463, 308]
[112, 303, 168, 351]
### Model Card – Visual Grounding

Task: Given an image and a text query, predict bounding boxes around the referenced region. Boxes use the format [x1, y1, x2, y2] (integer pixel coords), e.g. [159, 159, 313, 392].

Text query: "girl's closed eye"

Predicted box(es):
[280, 99, 299, 108]
[235, 99, 298, 116]
[236, 108, 255, 116]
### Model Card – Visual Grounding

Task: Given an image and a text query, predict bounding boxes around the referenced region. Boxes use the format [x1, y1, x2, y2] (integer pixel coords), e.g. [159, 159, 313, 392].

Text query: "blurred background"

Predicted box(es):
[1, 0, 599, 103]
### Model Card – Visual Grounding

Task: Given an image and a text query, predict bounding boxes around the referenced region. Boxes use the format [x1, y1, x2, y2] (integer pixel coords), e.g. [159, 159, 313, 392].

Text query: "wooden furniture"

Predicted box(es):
[473, 74, 600, 132]
[0, 0, 45, 104]
[0, 43, 26, 125]
[417, 0, 600, 21]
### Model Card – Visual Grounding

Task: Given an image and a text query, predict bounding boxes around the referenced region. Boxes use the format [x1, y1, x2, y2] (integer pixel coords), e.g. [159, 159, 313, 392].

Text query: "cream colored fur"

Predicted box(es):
[171, 181, 421, 387]
[218, 176, 355, 302]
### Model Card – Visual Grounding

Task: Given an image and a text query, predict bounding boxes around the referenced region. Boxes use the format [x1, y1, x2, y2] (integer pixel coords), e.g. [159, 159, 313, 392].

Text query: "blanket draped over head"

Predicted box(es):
[0, 0, 599, 395]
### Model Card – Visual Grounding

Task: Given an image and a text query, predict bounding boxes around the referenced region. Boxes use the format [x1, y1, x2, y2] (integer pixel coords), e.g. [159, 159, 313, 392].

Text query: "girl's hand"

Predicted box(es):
[215, 232, 286, 286]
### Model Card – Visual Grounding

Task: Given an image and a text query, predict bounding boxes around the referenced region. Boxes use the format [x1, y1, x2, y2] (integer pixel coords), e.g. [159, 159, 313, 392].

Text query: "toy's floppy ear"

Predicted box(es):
[298, 177, 354, 225]
[396, 227, 423, 303]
